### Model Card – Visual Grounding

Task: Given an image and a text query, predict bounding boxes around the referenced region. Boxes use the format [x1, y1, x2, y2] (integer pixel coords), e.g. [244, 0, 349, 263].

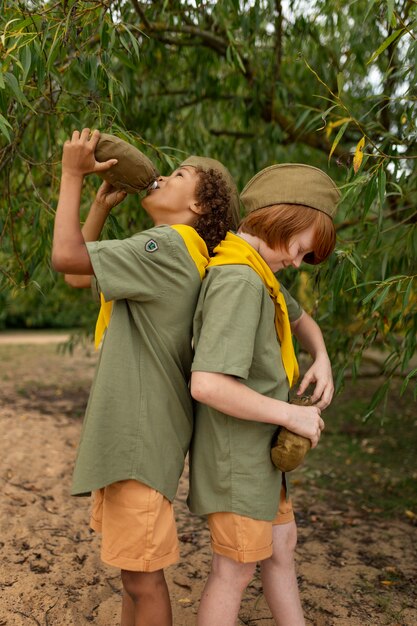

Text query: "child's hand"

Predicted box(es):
[296, 354, 334, 410]
[62, 128, 118, 178]
[287, 404, 324, 448]
[93, 181, 127, 215]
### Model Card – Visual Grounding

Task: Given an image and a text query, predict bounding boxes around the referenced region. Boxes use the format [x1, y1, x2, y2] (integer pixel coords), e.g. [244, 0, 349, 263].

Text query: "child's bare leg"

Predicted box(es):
[259, 521, 305, 626]
[197, 553, 255, 626]
[120, 588, 135, 626]
[121, 569, 172, 626]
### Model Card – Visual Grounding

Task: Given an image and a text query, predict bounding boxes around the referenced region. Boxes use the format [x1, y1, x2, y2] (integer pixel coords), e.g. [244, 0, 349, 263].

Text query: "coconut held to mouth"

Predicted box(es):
[95, 133, 159, 194]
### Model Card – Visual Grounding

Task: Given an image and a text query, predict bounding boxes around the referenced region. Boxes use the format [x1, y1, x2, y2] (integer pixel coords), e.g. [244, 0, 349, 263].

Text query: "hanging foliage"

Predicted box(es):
[1, 0, 416, 410]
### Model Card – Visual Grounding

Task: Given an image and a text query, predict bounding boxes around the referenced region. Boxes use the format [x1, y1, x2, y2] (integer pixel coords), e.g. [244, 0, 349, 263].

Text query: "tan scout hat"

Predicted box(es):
[240, 163, 340, 219]
[182, 155, 241, 229]
[95, 133, 159, 194]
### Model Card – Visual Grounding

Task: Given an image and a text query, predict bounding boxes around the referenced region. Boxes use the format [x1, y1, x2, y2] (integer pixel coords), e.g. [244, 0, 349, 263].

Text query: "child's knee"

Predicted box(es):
[225, 562, 256, 592]
[121, 568, 165, 601]
[239, 562, 257, 588]
[269, 521, 298, 566]
[281, 520, 298, 551]
[212, 554, 256, 591]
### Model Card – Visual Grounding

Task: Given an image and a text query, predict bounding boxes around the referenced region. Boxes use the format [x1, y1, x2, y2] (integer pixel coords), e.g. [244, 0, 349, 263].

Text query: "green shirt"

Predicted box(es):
[72, 226, 203, 500]
[188, 265, 303, 520]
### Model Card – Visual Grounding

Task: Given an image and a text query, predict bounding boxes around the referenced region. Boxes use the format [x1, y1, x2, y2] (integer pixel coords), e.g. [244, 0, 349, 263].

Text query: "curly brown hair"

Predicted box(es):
[193, 167, 233, 255]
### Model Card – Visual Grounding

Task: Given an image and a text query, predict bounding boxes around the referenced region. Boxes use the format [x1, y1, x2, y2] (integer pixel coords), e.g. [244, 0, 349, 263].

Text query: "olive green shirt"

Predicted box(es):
[71, 226, 203, 500]
[188, 265, 303, 520]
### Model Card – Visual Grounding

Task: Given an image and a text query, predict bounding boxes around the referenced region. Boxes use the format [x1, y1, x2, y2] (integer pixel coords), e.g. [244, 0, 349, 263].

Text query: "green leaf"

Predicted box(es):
[4, 71, 35, 112]
[345, 252, 362, 272]
[328, 121, 349, 162]
[400, 367, 417, 396]
[46, 28, 62, 74]
[112, 49, 139, 72]
[350, 265, 357, 286]
[0, 113, 12, 141]
[372, 284, 390, 312]
[334, 364, 346, 394]
[36, 50, 46, 90]
[162, 153, 175, 170]
[364, 0, 379, 21]
[386, 0, 395, 27]
[362, 285, 381, 305]
[119, 24, 142, 61]
[4, 72, 21, 102]
[403, 278, 413, 310]
[100, 18, 110, 49]
[367, 28, 404, 65]
[336, 72, 344, 96]
[20, 44, 32, 84]
[363, 380, 390, 422]
[294, 108, 311, 131]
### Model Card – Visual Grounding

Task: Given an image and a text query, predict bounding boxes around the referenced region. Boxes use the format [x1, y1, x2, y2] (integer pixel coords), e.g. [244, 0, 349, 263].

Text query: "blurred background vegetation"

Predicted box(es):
[1, 0, 416, 411]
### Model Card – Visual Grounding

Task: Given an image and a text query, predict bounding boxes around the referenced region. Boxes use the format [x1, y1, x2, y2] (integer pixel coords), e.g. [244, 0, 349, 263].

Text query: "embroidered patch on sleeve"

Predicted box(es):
[145, 239, 159, 253]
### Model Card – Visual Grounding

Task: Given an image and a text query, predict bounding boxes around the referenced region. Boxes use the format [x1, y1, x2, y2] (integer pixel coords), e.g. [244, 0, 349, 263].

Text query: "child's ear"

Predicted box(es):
[189, 201, 206, 216]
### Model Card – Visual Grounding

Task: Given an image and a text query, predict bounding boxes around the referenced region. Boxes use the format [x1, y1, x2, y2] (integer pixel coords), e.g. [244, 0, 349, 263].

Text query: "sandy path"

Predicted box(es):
[0, 330, 71, 345]
[0, 338, 416, 625]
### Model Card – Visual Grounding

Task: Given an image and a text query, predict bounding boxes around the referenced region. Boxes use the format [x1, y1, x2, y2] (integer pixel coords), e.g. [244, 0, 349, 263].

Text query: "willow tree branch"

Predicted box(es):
[129, 0, 256, 80]
[131, 9, 228, 56]
[128, 1, 339, 157]
[130, 0, 151, 30]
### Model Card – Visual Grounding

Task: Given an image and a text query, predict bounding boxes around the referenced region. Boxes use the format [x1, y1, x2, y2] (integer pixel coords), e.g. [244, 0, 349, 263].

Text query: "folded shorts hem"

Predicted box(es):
[273, 509, 295, 525]
[211, 539, 273, 563]
[100, 548, 180, 572]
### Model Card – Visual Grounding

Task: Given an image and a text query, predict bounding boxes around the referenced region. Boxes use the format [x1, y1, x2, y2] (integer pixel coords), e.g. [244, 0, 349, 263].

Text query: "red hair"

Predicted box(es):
[239, 204, 336, 264]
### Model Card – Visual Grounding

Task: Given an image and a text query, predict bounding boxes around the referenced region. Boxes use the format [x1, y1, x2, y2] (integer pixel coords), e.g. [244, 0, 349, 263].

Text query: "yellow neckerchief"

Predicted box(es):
[208, 232, 299, 387]
[94, 225, 209, 349]
[171, 224, 209, 279]
[94, 293, 113, 349]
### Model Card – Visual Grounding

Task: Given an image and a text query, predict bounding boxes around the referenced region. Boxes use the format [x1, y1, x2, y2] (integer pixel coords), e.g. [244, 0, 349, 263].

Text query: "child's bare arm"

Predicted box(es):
[52, 129, 117, 275]
[191, 370, 324, 448]
[64, 181, 127, 288]
[290, 311, 334, 409]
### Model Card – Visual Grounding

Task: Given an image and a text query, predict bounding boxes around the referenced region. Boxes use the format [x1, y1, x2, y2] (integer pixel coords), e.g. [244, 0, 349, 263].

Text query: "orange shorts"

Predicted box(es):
[90, 479, 179, 572]
[208, 484, 294, 563]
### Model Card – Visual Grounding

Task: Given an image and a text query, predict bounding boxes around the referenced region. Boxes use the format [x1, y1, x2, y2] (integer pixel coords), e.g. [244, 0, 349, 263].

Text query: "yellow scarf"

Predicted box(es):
[94, 225, 209, 349]
[208, 232, 299, 387]
[94, 293, 113, 349]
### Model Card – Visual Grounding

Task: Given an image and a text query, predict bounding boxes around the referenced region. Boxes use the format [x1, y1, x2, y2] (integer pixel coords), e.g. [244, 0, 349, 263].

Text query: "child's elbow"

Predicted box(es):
[51, 246, 75, 274]
[64, 273, 77, 287]
[51, 249, 66, 273]
[64, 274, 91, 289]
[190, 372, 215, 404]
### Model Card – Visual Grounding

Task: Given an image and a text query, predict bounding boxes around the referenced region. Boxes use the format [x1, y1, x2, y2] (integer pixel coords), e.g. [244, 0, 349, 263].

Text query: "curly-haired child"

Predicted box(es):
[52, 128, 240, 626]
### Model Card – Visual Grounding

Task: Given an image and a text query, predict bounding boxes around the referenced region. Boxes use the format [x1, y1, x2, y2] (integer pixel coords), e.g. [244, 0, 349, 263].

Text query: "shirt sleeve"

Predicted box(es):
[192, 271, 264, 380]
[279, 284, 303, 322]
[86, 227, 176, 302]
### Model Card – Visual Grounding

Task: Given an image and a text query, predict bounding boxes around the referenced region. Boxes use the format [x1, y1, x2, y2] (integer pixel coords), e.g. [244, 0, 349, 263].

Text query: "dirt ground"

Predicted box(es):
[0, 333, 416, 626]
